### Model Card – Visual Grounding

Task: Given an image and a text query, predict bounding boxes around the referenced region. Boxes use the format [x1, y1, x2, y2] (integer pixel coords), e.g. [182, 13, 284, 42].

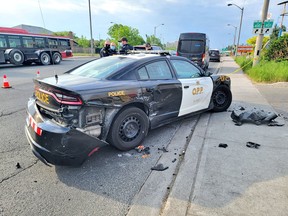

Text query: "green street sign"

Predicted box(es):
[264, 20, 273, 28]
[253, 20, 262, 29]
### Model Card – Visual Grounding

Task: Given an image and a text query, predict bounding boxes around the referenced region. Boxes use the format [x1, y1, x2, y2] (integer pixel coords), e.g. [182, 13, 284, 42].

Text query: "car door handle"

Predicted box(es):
[184, 86, 189, 89]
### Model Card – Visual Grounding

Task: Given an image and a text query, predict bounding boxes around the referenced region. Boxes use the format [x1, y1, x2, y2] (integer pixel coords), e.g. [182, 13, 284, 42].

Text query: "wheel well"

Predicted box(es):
[103, 102, 150, 141]
[115, 102, 149, 120]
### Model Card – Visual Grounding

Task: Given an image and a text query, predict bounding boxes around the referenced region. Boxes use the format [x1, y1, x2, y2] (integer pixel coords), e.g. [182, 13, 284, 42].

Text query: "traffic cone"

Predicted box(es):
[36, 70, 40, 78]
[2, 75, 12, 88]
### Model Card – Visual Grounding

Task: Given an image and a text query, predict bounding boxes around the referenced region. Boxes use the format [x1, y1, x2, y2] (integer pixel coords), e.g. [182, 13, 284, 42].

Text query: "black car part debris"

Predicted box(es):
[246, 141, 261, 149]
[158, 147, 169, 152]
[231, 108, 283, 126]
[151, 163, 169, 171]
[16, 162, 21, 169]
[218, 143, 228, 148]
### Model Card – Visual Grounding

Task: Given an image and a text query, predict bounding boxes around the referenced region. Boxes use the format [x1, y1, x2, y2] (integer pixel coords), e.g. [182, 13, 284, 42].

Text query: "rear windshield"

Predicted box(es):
[178, 40, 204, 54]
[69, 56, 136, 79]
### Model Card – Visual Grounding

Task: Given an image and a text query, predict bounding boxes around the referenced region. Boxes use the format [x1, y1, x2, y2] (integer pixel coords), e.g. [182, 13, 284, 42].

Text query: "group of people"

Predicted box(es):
[100, 37, 153, 58]
[100, 37, 133, 57]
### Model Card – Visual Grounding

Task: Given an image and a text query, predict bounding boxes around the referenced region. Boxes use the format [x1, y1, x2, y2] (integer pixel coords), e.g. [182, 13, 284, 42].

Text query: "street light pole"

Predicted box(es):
[227, 24, 237, 55]
[228, 3, 244, 57]
[88, 0, 94, 55]
[153, 23, 164, 44]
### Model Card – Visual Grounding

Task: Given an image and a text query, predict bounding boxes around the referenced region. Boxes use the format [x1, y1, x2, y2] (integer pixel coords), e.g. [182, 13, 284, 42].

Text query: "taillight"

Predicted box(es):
[54, 92, 83, 105]
[176, 52, 179, 56]
[202, 54, 205, 62]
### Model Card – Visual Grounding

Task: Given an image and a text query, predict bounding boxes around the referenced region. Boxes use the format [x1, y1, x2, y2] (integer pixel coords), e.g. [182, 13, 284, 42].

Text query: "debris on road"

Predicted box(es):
[151, 163, 169, 171]
[142, 154, 150, 159]
[218, 143, 228, 148]
[16, 162, 21, 169]
[246, 141, 261, 149]
[135, 145, 145, 153]
[231, 107, 284, 126]
[158, 147, 169, 152]
[179, 150, 185, 156]
[172, 158, 177, 163]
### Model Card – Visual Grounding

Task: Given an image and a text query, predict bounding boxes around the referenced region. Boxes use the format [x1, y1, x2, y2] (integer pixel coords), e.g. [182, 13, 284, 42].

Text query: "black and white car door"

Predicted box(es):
[171, 59, 213, 116]
[137, 60, 182, 124]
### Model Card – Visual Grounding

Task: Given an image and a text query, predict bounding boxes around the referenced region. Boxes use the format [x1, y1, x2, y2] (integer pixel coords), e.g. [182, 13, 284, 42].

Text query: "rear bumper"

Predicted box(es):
[25, 98, 107, 166]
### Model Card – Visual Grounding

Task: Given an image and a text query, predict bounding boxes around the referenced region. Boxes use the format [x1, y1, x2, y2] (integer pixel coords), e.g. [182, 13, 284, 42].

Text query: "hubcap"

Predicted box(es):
[14, 53, 21, 62]
[119, 116, 140, 141]
[42, 55, 49, 63]
[214, 91, 226, 106]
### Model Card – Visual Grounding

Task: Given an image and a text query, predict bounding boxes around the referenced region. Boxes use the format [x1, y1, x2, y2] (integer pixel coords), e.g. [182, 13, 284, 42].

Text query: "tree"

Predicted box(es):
[108, 24, 145, 46]
[246, 36, 269, 47]
[145, 35, 163, 47]
[53, 31, 76, 39]
[75, 36, 90, 48]
[265, 34, 288, 61]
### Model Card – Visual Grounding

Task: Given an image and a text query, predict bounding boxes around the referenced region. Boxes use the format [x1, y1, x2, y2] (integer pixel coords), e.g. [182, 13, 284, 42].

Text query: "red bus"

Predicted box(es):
[0, 27, 73, 66]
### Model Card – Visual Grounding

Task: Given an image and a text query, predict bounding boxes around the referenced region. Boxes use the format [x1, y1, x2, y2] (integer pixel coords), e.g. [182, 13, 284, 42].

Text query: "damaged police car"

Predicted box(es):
[25, 53, 232, 166]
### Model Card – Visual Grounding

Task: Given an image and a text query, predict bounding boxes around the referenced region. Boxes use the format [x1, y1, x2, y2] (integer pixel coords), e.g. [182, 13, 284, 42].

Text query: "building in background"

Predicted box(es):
[13, 24, 53, 35]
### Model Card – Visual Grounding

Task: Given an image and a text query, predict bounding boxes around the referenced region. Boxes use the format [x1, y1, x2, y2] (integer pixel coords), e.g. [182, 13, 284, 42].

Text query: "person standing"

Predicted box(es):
[118, 37, 133, 54]
[109, 42, 117, 55]
[100, 40, 111, 57]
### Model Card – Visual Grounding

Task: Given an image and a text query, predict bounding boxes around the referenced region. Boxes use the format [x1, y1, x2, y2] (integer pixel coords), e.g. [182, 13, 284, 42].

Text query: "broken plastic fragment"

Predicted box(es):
[218, 143, 228, 148]
[231, 108, 280, 126]
[246, 141, 260, 149]
[158, 147, 169, 152]
[16, 162, 21, 169]
[151, 163, 169, 171]
[135, 145, 145, 153]
[142, 154, 150, 159]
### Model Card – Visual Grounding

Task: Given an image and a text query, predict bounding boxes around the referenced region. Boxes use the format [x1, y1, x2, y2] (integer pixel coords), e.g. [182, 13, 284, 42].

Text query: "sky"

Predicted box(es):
[0, 0, 287, 49]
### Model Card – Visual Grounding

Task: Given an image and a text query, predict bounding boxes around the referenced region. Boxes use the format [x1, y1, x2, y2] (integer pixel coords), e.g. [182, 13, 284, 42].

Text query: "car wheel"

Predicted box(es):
[108, 107, 149, 151]
[212, 85, 232, 112]
[52, 53, 61, 64]
[40, 52, 51, 65]
[9, 50, 24, 65]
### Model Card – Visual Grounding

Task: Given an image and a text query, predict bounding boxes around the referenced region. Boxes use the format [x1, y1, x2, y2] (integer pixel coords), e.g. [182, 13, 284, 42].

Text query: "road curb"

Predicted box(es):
[126, 117, 199, 216]
[160, 113, 211, 216]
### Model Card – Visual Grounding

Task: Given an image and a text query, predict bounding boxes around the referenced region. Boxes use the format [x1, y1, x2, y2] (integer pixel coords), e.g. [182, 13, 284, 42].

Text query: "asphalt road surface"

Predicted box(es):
[0, 57, 219, 216]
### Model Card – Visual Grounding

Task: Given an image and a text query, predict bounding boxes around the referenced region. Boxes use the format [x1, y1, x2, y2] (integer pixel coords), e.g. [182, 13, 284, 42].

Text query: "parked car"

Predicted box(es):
[25, 53, 232, 166]
[209, 49, 221, 62]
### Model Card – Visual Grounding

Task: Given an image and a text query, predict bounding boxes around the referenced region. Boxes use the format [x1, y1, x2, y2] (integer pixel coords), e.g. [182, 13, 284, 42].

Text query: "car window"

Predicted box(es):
[141, 61, 173, 80]
[179, 40, 204, 53]
[171, 60, 201, 78]
[69, 56, 137, 79]
[138, 67, 149, 79]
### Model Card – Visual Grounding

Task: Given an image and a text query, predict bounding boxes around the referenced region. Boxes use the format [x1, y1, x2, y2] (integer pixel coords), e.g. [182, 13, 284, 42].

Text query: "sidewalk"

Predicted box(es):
[161, 57, 288, 216]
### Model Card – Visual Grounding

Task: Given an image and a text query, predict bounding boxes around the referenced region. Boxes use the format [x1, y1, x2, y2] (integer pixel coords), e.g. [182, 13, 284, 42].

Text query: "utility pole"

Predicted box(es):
[253, 0, 270, 66]
[88, 0, 94, 56]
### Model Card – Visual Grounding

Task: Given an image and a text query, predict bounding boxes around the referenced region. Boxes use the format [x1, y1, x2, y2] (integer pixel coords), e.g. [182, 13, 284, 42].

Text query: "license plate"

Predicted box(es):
[35, 89, 50, 104]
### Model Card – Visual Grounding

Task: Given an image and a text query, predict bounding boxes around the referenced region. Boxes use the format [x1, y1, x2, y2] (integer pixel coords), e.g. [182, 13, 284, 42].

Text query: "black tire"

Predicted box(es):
[39, 52, 51, 65]
[9, 50, 24, 65]
[212, 85, 232, 112]
[52, 52, 61, 64]
[107, 107, 149, 151]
